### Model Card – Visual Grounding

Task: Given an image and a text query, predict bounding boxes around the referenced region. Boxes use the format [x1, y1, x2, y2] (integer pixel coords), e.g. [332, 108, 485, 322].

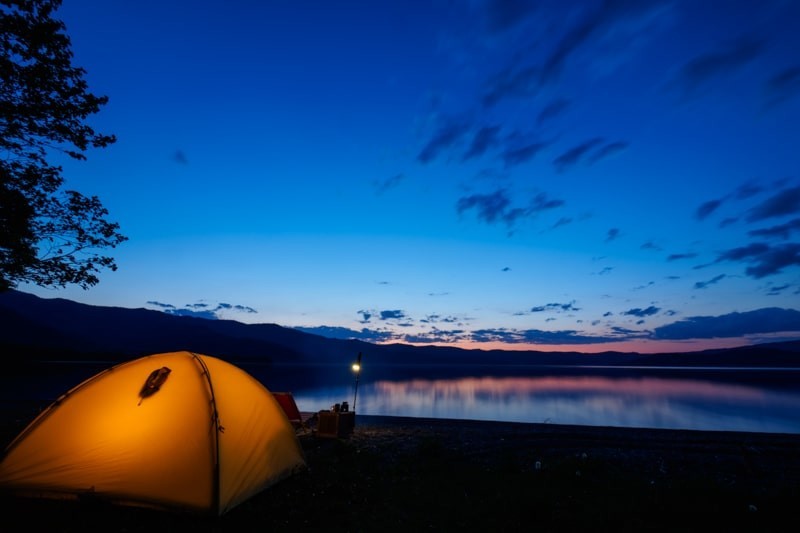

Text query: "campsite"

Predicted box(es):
[1, 351, 799, 532]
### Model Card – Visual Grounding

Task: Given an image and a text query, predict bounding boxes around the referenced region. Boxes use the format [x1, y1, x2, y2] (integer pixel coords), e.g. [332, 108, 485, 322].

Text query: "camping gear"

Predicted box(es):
[272, 391, 312, 433]
[0, 351, 306, 516]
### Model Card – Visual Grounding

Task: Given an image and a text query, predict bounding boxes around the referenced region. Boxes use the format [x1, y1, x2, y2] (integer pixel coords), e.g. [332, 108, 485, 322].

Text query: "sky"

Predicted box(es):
[21, 0, 800, 353]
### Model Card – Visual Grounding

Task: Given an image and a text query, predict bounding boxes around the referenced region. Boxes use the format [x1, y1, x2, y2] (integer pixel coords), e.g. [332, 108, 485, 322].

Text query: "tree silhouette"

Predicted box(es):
[1, 0, 126, 291]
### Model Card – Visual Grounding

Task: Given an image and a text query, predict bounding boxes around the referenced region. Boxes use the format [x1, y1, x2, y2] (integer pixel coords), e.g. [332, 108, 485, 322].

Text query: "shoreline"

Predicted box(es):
[2, 410, 799, 531]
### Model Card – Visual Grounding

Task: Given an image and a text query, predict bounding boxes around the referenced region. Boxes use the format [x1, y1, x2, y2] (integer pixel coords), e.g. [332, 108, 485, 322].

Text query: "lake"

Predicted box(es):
[3, 361, 800, 435]
[251, 363, 800, 435]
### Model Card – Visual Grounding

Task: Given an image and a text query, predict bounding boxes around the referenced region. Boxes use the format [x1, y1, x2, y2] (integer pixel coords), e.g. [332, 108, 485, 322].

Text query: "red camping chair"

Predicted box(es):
[272, 392, 311, 433]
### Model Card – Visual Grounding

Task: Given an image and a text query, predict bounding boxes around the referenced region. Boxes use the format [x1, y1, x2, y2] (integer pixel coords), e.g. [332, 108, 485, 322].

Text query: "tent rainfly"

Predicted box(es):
[0, 351, 307, 516]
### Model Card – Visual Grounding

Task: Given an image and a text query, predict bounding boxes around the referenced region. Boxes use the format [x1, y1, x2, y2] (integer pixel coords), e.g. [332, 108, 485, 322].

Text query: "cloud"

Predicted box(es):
[735, 181, 764, 200]
[456, 189, 512, 225]
[469, 328, 622, 345]
[695, 198, 724, 220]
[165, 309, 218, 320]
[553, 137, 604, 172]
[172, 150, 188, 164]
[763, 65, 800, 109]
[551, 217, 573, 230]
[706, 242, 800, 279]
[146, 301, 175, 309]
[766, 284, 791, 296]
[529, 301, 580, 313]
[501, 141, 548, 168]
[652, 308, 800, 340]
[501, 266, 511, 272]
[746, 185, 800, 222]
[483, 0, 539, 34]
[673, 36, 765, 96]
[587, 141, 628, 164]
[456, 189, 563, 229]
[667, 252, 697, 262]
[379, 309, 407, 321]
[621, 306, 660, 318]
[374, 173, 405, 194]
[748, 218, 800, 240]
[538, 0, 658, 85]
[420, 314, 460, 324]
[482, 65, 539, 107]
[417, 117, 470, 164]
[357, 310, 372, 323]
[633, 281, 655, 291]
[462, 126, 502, 161]
[694, 274, 726, 290]
[640, 241, 662, 251]
[605, 228, 621, 242]
[295, 326, 396, 343]
[537, 98, 570, 124]
[147, 300, 256, 319]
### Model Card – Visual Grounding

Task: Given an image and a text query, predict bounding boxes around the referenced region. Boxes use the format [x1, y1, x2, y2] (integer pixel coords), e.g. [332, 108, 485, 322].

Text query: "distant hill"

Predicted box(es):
[1, 290, 799, 368]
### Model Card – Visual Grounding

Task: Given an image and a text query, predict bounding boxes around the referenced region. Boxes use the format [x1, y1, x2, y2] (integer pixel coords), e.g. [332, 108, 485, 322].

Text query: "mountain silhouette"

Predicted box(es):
[1, 290, 799, 368]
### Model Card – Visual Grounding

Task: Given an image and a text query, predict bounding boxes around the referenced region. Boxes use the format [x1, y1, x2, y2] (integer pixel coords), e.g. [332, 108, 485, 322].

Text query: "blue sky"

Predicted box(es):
[23, 0, 800, 353]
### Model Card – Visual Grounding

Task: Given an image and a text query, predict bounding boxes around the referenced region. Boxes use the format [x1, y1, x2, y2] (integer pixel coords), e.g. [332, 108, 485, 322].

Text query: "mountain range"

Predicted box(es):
[2, 290, 800, 368]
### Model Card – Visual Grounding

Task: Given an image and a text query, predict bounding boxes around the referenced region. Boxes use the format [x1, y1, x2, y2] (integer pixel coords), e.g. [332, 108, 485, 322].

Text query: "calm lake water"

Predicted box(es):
[3, 362, 800, 435]
[251, 363, 800, 435]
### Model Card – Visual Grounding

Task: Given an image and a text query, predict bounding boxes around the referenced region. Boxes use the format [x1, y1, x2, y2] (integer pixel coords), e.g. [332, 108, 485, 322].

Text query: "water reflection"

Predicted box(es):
[3, 362, 799, 435]
[291, 374, 800, 434]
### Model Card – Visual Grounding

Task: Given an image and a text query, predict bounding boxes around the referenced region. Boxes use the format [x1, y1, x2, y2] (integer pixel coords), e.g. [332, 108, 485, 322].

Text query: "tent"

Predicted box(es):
[0, 351, 306, 516]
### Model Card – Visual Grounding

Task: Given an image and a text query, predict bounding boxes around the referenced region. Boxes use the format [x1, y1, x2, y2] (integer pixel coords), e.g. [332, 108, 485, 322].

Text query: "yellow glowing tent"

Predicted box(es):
[0, 351, 306, 516]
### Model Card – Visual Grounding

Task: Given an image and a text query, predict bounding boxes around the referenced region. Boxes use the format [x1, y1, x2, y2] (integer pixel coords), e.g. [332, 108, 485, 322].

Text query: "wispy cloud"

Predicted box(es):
[374, 173, 405, 194]
[417, 116, 469, 164]
[537, 98, 570, 124]
[483, 0, 539, 34]
[462, 125, 502, 161]
[673, 36, 765, 96]
[746, 185, 800, 222]
[667, 252, 697, 262]
[748, 218, 800, 240]
[695, 198, 724, 220]
[763, 65, 800, 109]
[501, 140, 549, 168]
[456, 189, 563, 229]
[553, 137, 604, 172]
[529, 301, 581, 313]
[587, 141, 628, 164]
[146, 300, 255, 320]
[704, 242, 800, 279]
[694, 274, 726, 290]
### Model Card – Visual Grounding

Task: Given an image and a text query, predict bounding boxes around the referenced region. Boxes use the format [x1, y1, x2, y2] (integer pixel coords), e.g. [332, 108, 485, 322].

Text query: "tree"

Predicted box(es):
[1, 0, 126, 292]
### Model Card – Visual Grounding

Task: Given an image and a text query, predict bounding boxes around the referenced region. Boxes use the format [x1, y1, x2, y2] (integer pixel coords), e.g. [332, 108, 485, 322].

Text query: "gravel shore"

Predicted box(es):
[2, 411, 799, 532]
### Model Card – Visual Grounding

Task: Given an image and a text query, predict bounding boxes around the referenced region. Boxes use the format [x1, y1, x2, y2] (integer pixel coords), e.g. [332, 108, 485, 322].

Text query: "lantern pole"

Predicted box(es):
[351, 352, 362, 413]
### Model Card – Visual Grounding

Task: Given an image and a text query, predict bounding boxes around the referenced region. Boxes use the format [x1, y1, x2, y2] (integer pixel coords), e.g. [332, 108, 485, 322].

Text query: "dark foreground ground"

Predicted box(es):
[1, 409, 799, 532]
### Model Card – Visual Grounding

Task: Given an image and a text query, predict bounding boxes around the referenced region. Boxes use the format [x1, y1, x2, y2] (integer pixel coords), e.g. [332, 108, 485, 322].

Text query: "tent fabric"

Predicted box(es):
[0, 351, 306, 515]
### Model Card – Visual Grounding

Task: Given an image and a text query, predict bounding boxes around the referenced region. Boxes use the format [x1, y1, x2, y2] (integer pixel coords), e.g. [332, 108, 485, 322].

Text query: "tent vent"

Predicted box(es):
[138, 367, 171, 405]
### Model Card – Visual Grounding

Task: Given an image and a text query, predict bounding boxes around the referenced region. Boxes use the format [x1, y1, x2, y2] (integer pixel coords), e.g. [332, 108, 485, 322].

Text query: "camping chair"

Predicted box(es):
[272, 392, 312, 433]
